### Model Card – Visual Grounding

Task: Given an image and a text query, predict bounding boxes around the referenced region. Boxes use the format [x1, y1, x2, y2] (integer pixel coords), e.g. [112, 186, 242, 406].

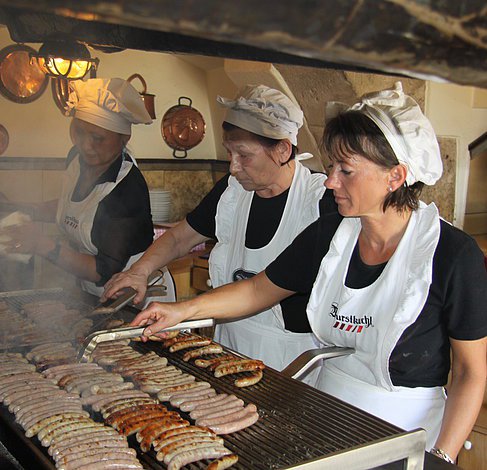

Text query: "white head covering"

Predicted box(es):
[217, 85, 303, 146]
[344, 82, 442, 186]
[65, 78, 152, 135]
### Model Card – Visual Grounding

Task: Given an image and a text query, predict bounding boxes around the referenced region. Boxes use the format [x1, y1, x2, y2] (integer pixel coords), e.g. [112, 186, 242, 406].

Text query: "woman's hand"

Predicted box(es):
[102, 269, 150, 305]
[2, 222, 44, 254]
[129, 301, 190, 340]
[434, 337, 487, 459]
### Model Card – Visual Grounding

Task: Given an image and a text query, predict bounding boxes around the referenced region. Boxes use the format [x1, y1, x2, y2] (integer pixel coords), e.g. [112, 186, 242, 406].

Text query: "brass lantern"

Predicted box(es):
[31, 38, 99, 80]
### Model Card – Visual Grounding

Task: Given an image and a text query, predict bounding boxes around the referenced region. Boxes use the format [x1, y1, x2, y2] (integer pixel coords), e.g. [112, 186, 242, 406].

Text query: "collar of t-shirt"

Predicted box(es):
[345, 242, 387, 289]
[246, 189, 290, 249]
[71, 152, 127, 201]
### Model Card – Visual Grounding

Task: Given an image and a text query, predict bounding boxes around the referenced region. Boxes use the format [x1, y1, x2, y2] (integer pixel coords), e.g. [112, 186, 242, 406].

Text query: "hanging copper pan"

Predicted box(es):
[161, 96, 205, 158]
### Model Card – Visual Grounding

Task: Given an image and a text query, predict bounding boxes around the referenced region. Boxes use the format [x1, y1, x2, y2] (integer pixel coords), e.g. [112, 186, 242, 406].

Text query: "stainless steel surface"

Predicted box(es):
[77, 318, 215, 362]
[281, 346, 355, 380]
[136, 340, 426, 469]
[282, 430, 426, 469]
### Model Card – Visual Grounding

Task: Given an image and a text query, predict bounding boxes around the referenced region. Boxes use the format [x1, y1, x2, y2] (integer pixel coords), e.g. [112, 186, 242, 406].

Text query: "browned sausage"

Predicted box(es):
[193, 355, 236, 369]
[207, 454, 239, 470]
[234, 370, 264, 388]
[182, 344, 223, 362]
[169, 338, 212, 353]
[213, 360, 265, 378]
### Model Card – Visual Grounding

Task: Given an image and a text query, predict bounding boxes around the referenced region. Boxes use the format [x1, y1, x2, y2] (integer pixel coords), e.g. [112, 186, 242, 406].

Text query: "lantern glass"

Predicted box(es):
[31, 40, 98, 80]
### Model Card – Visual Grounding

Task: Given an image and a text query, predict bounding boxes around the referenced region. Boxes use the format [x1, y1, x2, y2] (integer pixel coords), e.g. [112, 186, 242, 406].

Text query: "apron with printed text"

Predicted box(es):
[210, 160, 326, 385]
[307, 202, 444, 448]
[56, 152, 175, 302]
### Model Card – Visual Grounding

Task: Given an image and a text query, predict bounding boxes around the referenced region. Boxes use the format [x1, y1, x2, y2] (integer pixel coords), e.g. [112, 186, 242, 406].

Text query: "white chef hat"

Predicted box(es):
[348, 82, 442, 186]
[217, 85, 303, 146]
[65, 78, 152, 135]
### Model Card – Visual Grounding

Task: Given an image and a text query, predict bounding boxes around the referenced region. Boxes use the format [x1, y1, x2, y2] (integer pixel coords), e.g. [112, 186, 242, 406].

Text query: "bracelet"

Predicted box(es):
[430, 447, 454, 464]
[46, 240, 62, 263]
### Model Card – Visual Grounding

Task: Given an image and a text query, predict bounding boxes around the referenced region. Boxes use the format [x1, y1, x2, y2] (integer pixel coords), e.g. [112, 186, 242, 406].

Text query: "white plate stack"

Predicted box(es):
[149, 189, 172, 224]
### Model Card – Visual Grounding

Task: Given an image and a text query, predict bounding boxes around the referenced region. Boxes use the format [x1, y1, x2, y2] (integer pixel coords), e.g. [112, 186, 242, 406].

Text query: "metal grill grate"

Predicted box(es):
[0, 289, 425, 469]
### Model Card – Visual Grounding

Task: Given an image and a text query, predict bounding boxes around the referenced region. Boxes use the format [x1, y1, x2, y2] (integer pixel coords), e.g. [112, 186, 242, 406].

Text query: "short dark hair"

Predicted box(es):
[222, 121, 296, 165]
[321, 111, 423, 212]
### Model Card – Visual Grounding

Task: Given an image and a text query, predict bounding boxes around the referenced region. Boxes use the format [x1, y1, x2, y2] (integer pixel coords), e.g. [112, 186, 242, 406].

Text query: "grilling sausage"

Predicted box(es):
[194, 355, 235, 369]
[179, 393, 229, 412]
[213, 360, 265, 377]
[234, 370, 263, 387]
[169, 338, 212, 352]
[168, 449, 233, 470]
[182, 344, 223, 361]
[207, 454, 239, 469]
[208, 410, 259, 434]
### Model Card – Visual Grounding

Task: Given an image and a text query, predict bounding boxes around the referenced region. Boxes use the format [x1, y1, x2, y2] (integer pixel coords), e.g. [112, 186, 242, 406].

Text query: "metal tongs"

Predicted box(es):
[89, 269, 166, 316]
[77, 318, 215, 362]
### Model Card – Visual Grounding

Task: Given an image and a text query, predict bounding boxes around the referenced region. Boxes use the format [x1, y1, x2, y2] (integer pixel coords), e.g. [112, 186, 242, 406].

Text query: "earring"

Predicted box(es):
[388, 186, 393, 192]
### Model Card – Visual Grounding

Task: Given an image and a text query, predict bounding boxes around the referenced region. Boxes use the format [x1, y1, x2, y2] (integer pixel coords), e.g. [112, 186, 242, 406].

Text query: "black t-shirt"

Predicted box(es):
[67, 151, 153, 285]
[266, 213, 487, 387]
[187, 172, 338, 332]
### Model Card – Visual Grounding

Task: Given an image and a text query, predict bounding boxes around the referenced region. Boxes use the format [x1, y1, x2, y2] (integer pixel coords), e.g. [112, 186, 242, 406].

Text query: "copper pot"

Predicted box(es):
[127, 73, 156, 119]
[161, 97, 205, 158]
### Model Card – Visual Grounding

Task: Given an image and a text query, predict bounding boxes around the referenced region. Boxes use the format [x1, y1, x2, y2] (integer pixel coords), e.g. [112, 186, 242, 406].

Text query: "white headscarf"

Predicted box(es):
[327, 82, 443, 186]
[217, 85, 303, 145]
[65, 78, 152, 135]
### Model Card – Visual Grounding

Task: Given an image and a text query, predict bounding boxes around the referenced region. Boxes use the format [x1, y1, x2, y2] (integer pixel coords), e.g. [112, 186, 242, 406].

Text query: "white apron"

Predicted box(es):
[56, 152, 175, 303]
[210, 160, 326, 385]
[307, 202, 444, 448]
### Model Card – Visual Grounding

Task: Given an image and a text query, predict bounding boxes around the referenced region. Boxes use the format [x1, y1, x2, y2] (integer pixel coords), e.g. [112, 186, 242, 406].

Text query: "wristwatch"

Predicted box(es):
[46, 240, 62, 263]
[430, 447, 454, 464]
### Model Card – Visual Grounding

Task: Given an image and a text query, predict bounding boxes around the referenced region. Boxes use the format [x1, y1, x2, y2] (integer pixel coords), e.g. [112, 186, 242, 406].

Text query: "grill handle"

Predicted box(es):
[281, 346, 355, 380]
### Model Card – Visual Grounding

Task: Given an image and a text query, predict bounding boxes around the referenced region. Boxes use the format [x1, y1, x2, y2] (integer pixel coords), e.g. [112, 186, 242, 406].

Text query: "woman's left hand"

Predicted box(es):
[130, 301, 191, 340]
[2, 222, 44, 254]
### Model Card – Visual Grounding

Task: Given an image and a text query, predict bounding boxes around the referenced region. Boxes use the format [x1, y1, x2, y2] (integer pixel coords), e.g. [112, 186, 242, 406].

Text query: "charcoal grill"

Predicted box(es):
[0, 288, 435, 470]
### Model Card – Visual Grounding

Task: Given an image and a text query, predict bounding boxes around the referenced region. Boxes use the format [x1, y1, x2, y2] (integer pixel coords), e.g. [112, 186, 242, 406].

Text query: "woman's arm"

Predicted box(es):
[101, 219, 208, 304]
[130, 271, 294, 337]
[434, 337, 487, 459]
[0, 198, 58, 222]
[5, 223, 101, 283]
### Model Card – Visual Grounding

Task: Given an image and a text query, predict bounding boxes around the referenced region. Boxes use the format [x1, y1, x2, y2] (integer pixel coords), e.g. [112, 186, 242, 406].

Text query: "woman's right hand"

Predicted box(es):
[101, 269, 149, 305]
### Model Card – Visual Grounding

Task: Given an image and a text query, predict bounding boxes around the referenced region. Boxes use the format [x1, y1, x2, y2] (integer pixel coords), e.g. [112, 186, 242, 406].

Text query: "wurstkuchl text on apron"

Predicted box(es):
[307, 202, 444, 448]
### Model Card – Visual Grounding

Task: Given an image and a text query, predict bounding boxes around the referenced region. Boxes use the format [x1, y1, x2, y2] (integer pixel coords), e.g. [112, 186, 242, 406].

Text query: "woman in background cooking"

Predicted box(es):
[0, 78, 158, 297]
[128, 82, 487, 461]
[103, 84, 337, 384]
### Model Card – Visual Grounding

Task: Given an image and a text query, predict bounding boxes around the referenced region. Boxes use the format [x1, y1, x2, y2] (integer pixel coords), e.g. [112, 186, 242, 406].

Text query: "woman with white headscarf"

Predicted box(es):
[103, 84, 337, 383]
[128, 82, 486, 462]
[1, 78, 174, 300]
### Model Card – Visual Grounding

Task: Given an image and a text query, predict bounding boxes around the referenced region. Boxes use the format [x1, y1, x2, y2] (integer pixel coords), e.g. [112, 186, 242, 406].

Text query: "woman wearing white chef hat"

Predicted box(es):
[128, 82, 486, 462]
[103, 84, 338, 384]
[1, 78, 175, 301]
